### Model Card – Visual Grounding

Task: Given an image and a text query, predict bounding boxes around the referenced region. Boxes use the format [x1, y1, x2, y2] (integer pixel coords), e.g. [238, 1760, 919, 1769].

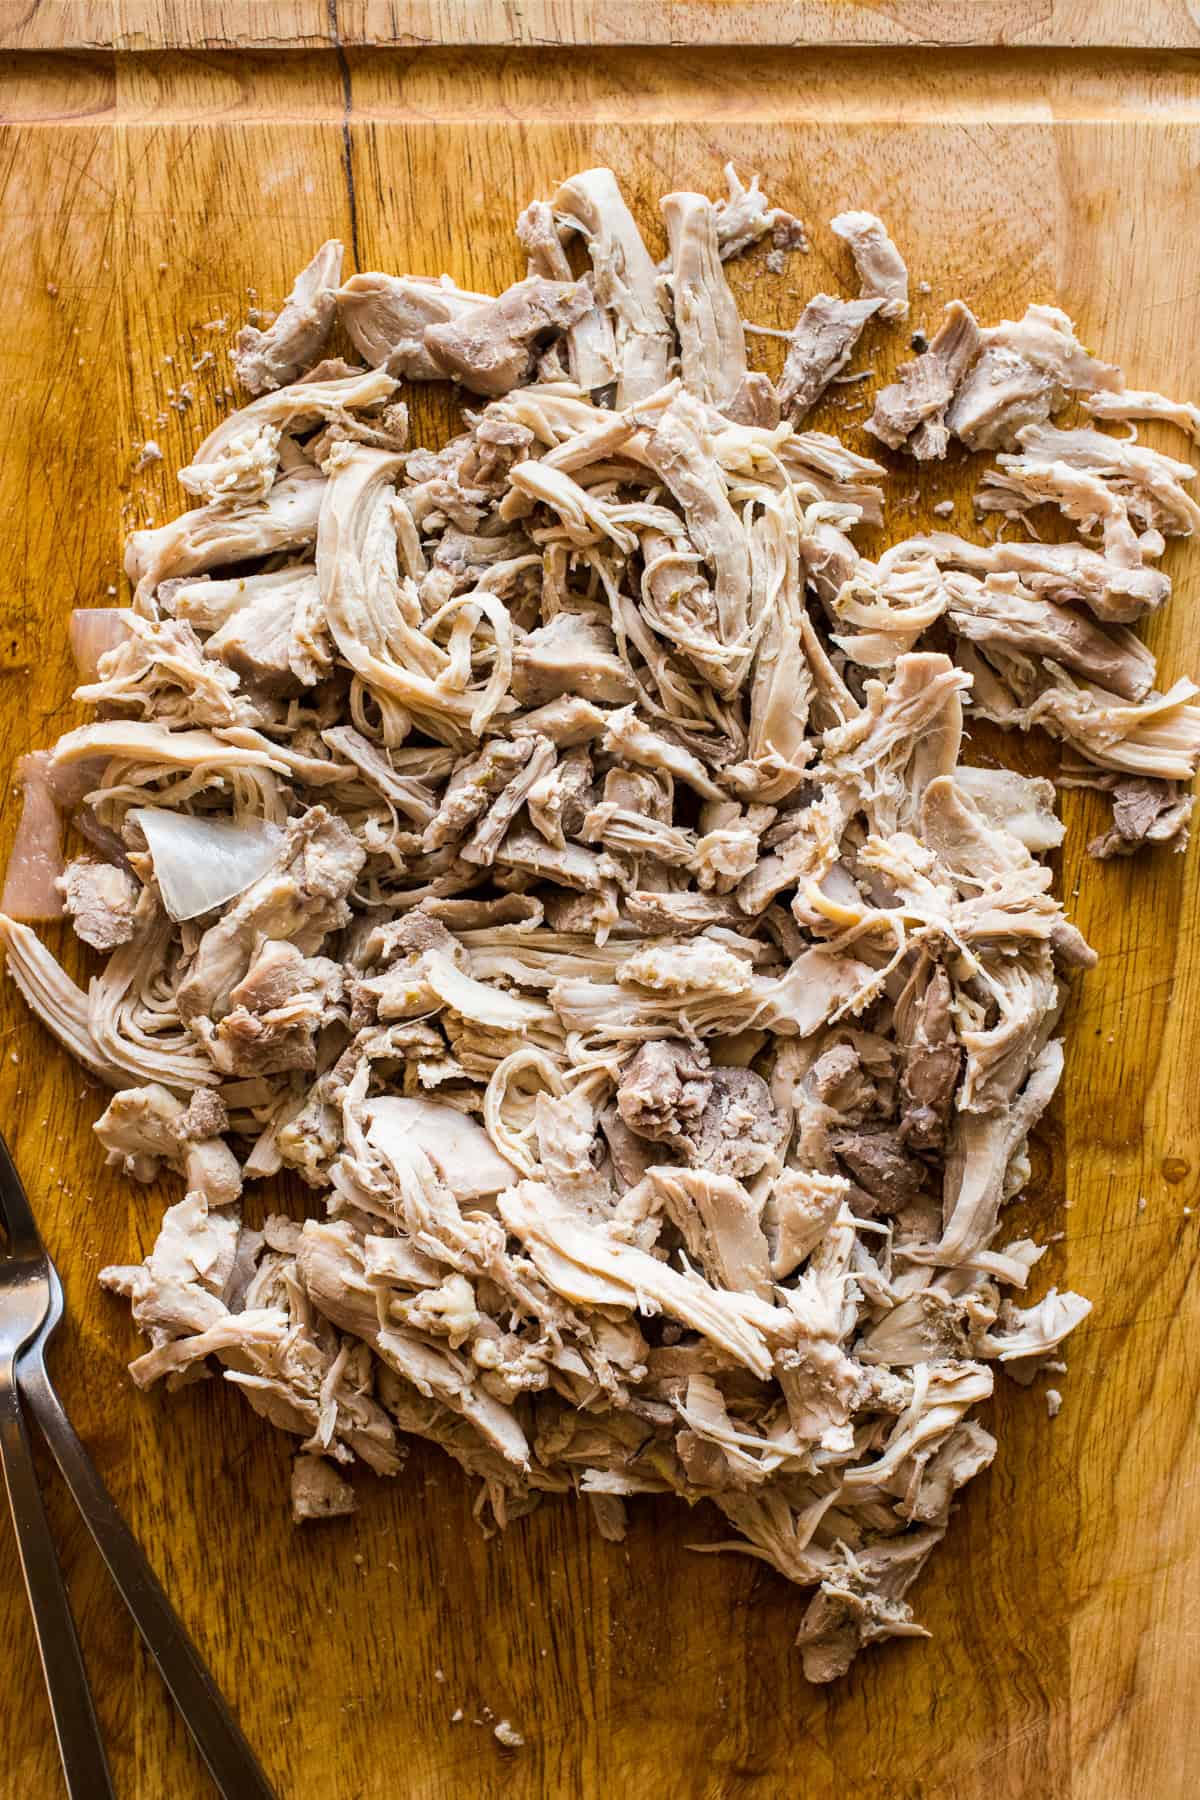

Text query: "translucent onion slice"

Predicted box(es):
[69, 608, 133, 681]
[130, 808, 282, 921]
[1, 753, 65, 921]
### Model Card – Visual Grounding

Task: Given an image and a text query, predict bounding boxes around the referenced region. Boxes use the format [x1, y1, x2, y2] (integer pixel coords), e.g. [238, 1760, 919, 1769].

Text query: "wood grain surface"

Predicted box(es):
[3, 0, 1200, 51]
[2, 38, 1200, 1800]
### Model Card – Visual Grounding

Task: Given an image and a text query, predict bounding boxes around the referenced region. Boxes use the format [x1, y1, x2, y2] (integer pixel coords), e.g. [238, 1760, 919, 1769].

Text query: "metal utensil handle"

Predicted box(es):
[20, 1354, 276, 1800]
[0, 1368, 115, 1799]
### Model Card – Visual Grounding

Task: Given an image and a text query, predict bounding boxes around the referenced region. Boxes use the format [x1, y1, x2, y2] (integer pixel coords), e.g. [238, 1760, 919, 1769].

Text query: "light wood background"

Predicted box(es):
[2, 27, 1200, 1800]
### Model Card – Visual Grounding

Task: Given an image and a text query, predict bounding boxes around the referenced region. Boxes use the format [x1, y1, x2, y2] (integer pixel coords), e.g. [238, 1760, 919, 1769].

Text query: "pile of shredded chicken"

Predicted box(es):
[4, 163, 1199, 1683]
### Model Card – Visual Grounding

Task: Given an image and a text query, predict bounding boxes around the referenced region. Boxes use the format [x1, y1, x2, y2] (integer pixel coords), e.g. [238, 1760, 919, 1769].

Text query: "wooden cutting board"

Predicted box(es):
[3, 18, 1200, 1798]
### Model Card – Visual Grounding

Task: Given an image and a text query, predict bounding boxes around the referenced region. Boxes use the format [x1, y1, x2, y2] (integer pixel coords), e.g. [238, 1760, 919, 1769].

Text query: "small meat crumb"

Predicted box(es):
[1046, 1389, 1063, 1418]
[135, 440, 164, 472]
[434, 1668, 445, 1683]
[450, 1708, 463, 1724]
[932, 499, 954, 517]
[494, 1720, 525, 1749]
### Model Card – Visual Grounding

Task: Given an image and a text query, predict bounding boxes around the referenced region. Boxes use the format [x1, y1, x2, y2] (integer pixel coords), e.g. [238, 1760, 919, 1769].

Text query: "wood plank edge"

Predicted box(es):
[3, 46, 1200, 127]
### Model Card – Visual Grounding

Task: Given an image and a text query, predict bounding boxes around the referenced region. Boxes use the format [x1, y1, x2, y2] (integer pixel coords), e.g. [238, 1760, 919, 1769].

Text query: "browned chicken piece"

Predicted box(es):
[234, 240, 344, 395]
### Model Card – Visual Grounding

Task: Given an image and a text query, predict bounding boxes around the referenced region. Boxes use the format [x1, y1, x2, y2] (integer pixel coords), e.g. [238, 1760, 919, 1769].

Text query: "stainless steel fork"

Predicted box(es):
[0, 1131, 276, 1799]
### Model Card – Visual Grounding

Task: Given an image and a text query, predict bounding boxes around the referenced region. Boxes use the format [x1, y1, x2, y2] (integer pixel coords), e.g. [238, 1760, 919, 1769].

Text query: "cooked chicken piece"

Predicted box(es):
[947, 303, 1123, 451]
[778, 294, 884, 421]
[617, 1038, 712, 1143]
[291, 1454, 357, 1522]
[203, 941, 344, 1076]
[648, 1166, 773, 1300]
[795, 1530, 943, 1684]
[234, 239, 344, 395]
[320, 727, 437, 826]
[1087, 773, 1193, 859]
[337, 272, 493, 379]
[461, 737, 557, 868]
[989, 421, 1200, 538]
[725, 372, 782, 429]
[180, 366, 398, 504]
[713, 163, 807, 260]
[553, 167, 672, 405]
[166, 565, 331, 689]
[423, 738, 533, 851]
[886, 529, 1169, 623]
[954, 767, 1064, 853]
[516, 199, 617, 392]
[4, 172, 1136, 1682]
[95, 1082, 241, 1202]
[616, 1038, 783, 1180]
[944, 570, 1156, 701]
[894, 962, 961, 1152]
[57, 858, 139, 951]
[364, 1096, 517, 1199]
[125, 463, 325, 612]
[512, 612, 637, 707]
[0, 915, 124, 1084]
[867, 301, 983, 458]
[689, 1066, 787, 1180]
[639, 394, 753, 662]
[177, 807, 363, 1033]
[766, 1169, 848, 1278]
[830, 211, 909, 319]
[661, 191, 747, 412]
[603, 705, 725, 801]
[1085, 386, 1200, 445]
[829, 1127, 925, 1211]
[424, 274, 596, 397]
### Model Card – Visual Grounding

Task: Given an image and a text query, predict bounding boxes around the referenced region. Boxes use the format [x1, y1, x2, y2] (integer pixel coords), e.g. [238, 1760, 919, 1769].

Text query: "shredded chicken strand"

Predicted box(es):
[7, 164, 1194, 1686]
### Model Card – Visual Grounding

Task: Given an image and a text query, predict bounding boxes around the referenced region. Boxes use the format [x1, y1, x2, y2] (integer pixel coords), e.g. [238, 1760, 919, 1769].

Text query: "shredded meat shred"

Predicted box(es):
[7, 164, 1196, 1685]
